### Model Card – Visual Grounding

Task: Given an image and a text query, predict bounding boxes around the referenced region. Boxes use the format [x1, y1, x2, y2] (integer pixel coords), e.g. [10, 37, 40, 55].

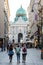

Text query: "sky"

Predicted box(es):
[8, 0, 30, 22]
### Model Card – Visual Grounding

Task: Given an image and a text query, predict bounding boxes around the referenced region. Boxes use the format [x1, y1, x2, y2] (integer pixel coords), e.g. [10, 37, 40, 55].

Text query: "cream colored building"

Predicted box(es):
[4, 0, 10, 20]
[4, 0, 10, 37]
[0, 0, 4, 47]
[0, 0, 10, 47]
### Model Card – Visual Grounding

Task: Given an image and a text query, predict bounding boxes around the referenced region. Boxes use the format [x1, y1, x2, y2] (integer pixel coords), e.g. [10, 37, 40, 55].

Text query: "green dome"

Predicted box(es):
[16, 6, 26, 16]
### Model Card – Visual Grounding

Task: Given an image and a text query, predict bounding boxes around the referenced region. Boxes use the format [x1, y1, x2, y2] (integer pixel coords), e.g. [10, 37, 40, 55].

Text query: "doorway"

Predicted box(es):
[18, 33, 23, 43]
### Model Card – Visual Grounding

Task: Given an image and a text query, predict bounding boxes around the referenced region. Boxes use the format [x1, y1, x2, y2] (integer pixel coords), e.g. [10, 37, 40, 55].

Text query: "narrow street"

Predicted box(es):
[0, 48, 43, 65]
[0, 0, 43, 65]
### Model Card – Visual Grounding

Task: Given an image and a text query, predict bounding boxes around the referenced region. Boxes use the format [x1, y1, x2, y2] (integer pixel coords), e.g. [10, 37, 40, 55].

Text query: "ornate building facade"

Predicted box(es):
[9, 6, 29, 44]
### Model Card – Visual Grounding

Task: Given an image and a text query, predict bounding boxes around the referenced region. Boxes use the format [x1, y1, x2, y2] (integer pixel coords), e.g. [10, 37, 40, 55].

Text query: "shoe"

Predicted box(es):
[22, 61, 24, 63]
[17, 61, 20, 63]
[22, 60, 25, 63]
[10, 59, 12, 63]
[19, 61, 20, 63]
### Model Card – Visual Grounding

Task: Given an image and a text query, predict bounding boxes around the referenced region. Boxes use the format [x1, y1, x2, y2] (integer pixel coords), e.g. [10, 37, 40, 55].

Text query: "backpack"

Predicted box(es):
[23, 47, 26, 52]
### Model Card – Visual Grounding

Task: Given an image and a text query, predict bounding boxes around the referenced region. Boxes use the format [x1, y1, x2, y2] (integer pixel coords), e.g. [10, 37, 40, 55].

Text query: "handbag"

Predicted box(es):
[8, 50, 14, 55]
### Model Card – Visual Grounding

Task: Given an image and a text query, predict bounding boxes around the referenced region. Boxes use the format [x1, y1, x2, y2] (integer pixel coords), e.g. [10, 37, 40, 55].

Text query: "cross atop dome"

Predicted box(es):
[21, 5, 22, 8]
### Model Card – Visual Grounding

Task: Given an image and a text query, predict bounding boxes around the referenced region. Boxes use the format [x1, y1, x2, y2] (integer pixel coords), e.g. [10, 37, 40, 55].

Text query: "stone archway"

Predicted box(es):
[18, 33, 23, 43]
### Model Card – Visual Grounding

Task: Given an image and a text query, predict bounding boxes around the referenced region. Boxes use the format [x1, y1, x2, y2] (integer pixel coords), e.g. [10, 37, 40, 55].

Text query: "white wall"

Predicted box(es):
[9, 17, 29, 43]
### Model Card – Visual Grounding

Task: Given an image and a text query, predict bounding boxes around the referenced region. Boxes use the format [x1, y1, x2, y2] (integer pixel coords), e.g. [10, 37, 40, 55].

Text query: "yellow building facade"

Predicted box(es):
[4, 0, 10, 20]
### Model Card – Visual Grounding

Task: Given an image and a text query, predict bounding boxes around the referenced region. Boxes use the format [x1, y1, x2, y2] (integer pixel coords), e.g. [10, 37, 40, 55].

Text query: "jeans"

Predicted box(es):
[17, 53, 20, 63]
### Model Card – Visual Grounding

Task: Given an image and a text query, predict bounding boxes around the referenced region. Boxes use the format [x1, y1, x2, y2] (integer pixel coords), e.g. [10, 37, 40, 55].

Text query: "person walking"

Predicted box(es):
[8, 44, 14, 62]
[15, 44, 21, 63]
[22, 44, 27, 63]
[7, 44, 9, 52]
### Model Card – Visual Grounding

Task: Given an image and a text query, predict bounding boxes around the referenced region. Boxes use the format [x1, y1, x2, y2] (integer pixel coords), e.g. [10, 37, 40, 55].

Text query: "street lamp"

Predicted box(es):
[38, 5, 43, 59]
[38, 6, 43, 48]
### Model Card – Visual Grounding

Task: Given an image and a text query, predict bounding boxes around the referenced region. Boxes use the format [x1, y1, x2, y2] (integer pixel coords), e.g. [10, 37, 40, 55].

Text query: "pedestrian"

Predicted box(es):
[35, 40, 38, 48]
[1, 44, 3, 51]
[22, 43, 27, 63]
[15, 44, 21, 63]
[7, 44, 9, 52]
[8, 44, 14, 62]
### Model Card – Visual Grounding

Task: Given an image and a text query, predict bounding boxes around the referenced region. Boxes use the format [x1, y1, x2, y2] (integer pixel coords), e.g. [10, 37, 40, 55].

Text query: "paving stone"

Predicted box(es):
[0, 48, 43, 65]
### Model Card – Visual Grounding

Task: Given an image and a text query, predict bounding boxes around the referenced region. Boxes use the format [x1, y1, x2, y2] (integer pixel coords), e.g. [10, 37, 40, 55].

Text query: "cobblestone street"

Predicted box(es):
[0, 48, 43, 65]
[0, 0, 43, 65]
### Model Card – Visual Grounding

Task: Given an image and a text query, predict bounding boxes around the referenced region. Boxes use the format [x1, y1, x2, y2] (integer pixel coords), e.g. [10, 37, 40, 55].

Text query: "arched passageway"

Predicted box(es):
[18, 33, 23, 43]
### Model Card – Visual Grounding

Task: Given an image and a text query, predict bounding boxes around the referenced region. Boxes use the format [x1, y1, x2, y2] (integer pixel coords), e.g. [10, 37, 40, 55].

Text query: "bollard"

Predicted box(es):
[41, 49, 43, 59]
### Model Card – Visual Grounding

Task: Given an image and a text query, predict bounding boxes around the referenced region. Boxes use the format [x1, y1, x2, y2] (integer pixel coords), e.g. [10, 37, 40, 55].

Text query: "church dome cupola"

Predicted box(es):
[14, 6, 28, 22]
[16, 6, 26, 17]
